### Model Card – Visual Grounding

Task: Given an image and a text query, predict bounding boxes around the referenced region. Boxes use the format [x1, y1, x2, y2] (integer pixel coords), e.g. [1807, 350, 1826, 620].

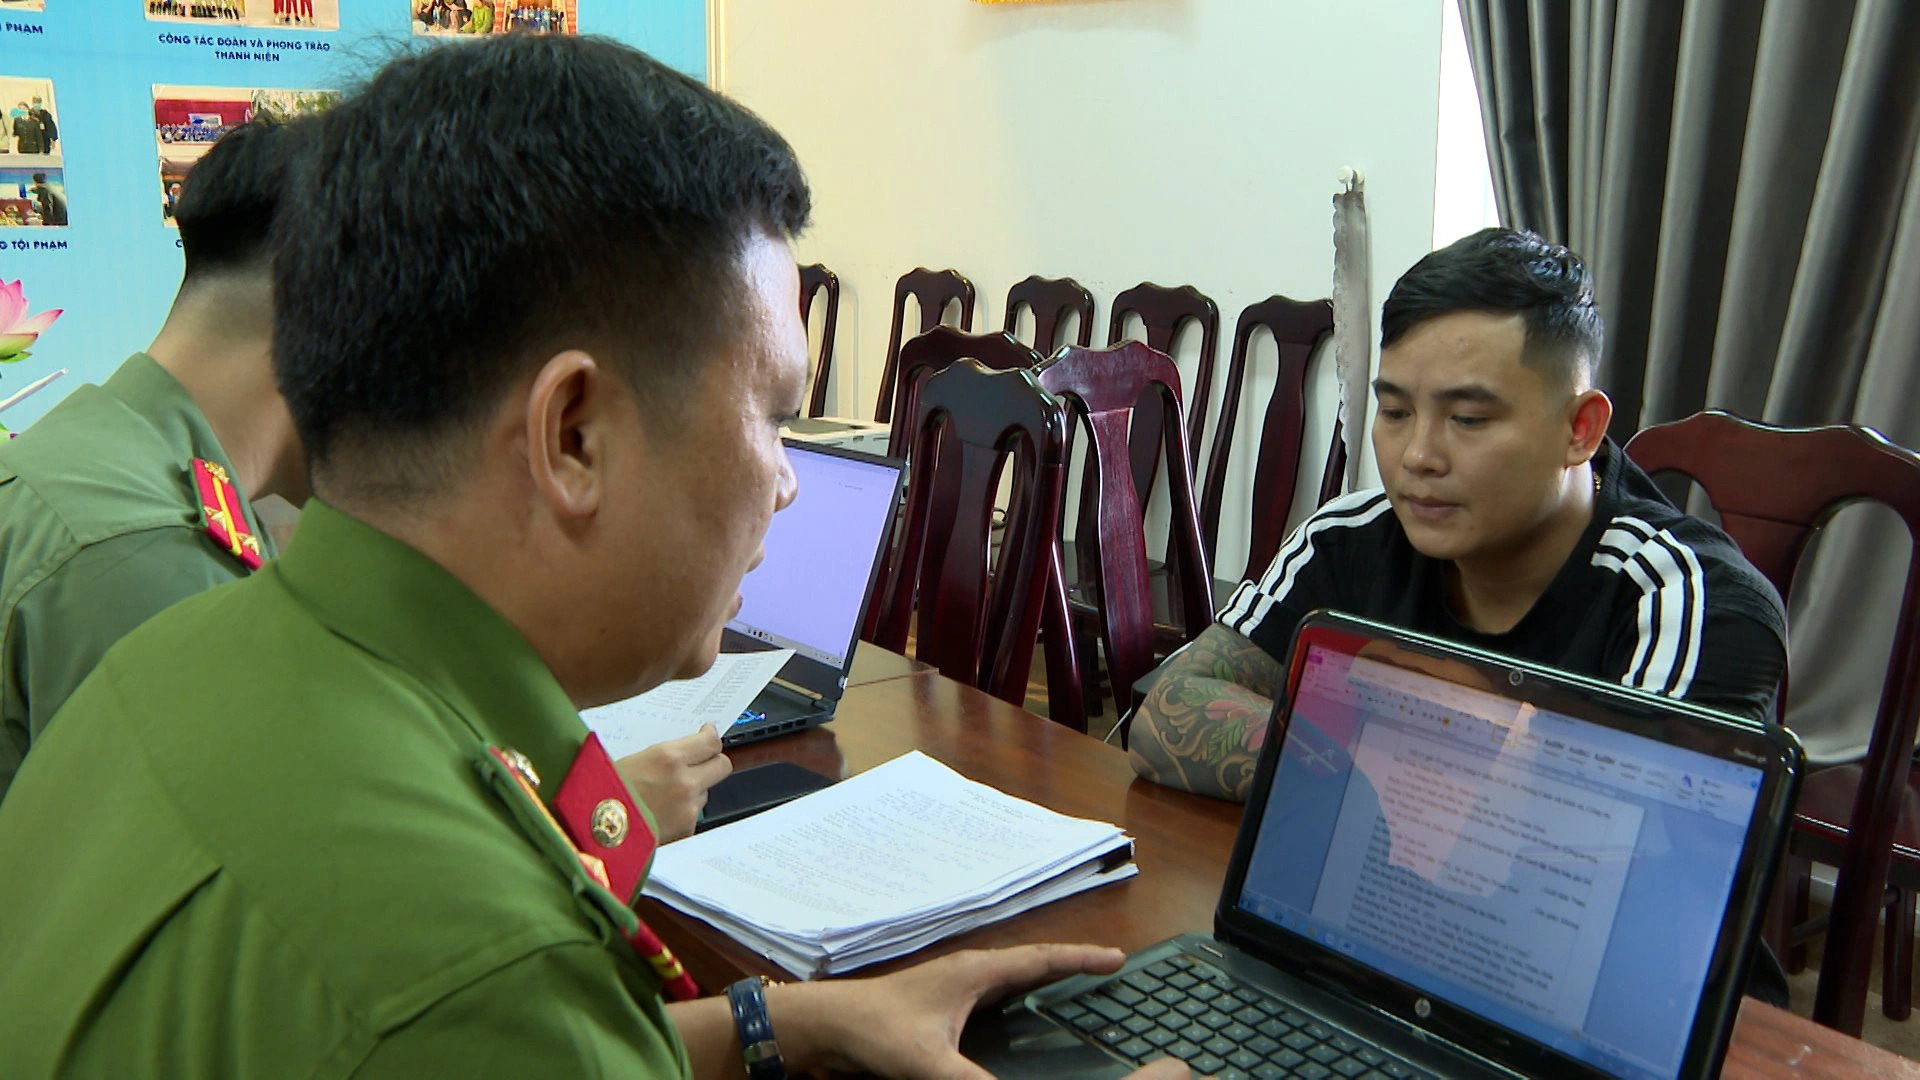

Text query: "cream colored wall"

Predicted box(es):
[719, 0, 1443, 582]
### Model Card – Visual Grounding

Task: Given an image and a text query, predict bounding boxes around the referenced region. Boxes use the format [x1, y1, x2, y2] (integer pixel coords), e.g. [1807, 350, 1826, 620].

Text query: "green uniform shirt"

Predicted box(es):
[0, 354, 277, 800]
[0, 501, 689, 1078]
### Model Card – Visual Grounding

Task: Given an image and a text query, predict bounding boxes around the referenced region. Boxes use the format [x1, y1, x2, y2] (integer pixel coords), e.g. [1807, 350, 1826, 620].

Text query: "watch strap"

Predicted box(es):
[726, 976, 786, 1079]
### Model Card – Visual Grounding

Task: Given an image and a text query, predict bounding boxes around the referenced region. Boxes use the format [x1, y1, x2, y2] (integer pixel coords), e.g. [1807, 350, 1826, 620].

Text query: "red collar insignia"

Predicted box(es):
[192, 458, 264, 571]
[487, 737, 699, 1001]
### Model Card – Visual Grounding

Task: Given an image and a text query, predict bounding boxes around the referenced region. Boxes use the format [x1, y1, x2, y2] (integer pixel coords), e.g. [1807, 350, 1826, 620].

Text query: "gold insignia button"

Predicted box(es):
[590, 798, 629, 848]
[502, 748, 541, 790]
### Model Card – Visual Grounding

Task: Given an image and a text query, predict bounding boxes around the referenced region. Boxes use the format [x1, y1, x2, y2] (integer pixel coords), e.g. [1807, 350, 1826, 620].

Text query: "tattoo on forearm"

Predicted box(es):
[1129, 626, 1285, 802]
[1204, 630, 1286, 700]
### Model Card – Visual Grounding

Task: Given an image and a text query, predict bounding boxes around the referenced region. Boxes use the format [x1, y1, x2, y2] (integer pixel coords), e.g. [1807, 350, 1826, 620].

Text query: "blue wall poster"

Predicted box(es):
[0, 1, 708, 428]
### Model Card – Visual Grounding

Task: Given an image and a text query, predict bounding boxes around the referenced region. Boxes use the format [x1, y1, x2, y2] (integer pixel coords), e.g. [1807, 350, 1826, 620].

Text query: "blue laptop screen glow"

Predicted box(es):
[1236, 645, 1762, 1080]
[726, 447, 898, 670]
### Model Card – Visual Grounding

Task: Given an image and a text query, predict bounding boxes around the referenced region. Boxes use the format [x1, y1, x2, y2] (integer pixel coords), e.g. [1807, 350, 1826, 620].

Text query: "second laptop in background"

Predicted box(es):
[722, 439, 903, 746]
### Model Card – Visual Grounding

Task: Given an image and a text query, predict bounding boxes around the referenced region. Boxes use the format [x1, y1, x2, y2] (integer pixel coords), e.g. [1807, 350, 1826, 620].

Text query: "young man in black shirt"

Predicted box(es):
[1129, 228, 1787, 804]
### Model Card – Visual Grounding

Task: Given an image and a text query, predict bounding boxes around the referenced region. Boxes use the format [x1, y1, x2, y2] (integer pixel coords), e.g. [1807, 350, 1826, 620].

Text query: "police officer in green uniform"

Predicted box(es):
[0, 120, 303, 801]
[0, 119, 732, 830]
[0, 37, 1186, 1080]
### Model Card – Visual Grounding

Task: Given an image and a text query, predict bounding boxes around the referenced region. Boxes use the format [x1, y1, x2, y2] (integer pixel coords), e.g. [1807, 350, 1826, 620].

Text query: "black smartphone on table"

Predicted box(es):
[694, 761, 835, 832]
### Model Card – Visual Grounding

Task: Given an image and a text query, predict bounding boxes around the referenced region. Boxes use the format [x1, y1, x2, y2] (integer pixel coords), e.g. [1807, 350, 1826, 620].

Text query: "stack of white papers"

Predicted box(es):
[643, 751, 1137, 978]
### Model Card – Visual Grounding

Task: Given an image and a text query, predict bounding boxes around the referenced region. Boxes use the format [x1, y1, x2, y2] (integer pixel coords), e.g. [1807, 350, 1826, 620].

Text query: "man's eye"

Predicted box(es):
[1376, 407, 1410, 421]
[1452, 415, 1489, 429]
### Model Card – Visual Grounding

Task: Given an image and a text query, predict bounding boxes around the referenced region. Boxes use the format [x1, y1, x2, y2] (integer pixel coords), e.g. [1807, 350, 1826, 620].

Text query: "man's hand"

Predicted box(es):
[614, 726, 732, 842]
[768, 945, 1188, 1079]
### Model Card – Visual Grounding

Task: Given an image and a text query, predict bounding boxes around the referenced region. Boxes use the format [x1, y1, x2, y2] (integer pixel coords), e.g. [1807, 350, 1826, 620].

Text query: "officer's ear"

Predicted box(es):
[523, 349, 608, 521]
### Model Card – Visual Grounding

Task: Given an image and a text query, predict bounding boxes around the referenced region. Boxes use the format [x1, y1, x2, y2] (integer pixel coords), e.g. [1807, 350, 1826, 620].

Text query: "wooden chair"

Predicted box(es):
[1038, 341, 1213, 743]
[1625, 410, 1920, 1036]
[874, 268, 975, 423]
[869, 329, 1052, 700]
[881, 327, 1044, 459]
[1202, 296, 1342, 586]
[866, 360, 1083, 723]
[1106, 282, 1221, 499]
[799, 264, 840, 418]
[1004, 275, 1094, 356]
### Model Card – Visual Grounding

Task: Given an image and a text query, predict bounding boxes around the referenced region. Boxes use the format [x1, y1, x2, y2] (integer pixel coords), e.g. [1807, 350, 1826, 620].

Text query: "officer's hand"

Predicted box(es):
[614, 726, 732, 842]
[774, 944, 1190, 1079]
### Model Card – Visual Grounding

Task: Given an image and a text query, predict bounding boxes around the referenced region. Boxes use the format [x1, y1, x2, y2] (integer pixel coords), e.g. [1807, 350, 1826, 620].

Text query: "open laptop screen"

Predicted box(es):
[727, 443, 900, 674]
[1234, 643, 1764, 1080]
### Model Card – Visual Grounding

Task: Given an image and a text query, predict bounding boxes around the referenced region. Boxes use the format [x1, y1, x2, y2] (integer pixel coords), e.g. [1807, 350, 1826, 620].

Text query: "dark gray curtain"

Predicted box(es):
[1458, 0, 1920, 770]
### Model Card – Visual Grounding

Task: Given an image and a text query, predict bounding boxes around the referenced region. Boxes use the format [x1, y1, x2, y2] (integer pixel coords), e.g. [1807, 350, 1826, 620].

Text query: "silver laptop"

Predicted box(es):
[963, 610, 1802, 1079]
[720, 440, 902, 746]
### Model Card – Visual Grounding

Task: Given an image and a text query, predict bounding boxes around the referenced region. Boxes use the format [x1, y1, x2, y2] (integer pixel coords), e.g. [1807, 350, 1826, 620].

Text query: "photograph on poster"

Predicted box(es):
[0, 1, 48, 13]
[0, 169, 64, 228]
[153, 84, 338, 224]
[412, 0, 576, 36]
[146, 0, 340, 31]
[0, 76, 65, 228]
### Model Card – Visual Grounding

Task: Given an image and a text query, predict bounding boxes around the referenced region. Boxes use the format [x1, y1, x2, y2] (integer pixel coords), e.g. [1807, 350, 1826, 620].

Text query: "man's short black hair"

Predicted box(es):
[173, 118, 304, 282]
[272, 34, 811, 496]
[1380, 227, 1604, 389]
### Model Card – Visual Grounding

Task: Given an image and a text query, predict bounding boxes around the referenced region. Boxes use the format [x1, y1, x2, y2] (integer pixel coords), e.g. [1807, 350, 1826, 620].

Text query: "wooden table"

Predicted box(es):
[842, 642, 931, 688]
[646, 654, 1919, 1079]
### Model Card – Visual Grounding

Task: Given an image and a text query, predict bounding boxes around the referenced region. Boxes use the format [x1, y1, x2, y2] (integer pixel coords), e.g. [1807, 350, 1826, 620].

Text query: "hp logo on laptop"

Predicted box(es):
[1507, 669, 1525, 687]
[1414, 998, 1432, 1019]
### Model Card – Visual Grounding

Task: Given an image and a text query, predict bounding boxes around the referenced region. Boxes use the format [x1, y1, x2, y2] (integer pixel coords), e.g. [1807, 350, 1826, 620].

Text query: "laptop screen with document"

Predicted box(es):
[1233, 639, 1766, 1080]
[726, 442, 901, 681]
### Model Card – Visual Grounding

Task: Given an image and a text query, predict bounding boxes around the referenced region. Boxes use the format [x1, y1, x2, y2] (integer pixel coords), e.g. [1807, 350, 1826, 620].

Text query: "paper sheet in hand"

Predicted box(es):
[581, 648, 792, 759]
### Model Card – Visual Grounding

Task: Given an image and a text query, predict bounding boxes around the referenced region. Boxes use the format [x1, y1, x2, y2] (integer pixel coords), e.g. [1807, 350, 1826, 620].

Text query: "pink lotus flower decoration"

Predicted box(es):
[0, 280, 62, 364]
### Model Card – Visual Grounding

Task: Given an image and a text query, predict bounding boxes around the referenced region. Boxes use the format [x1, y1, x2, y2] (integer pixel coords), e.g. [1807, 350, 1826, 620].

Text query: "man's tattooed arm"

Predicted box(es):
[1126, 622, 1287, 802]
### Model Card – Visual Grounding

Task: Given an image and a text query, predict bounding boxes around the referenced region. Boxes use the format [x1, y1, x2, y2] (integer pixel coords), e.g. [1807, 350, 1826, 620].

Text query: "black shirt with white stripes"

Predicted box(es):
[1219, 439, 1788, 724]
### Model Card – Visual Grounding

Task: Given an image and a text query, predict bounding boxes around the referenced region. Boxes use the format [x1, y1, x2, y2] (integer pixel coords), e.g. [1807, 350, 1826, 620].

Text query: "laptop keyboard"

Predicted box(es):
[1042, 952, 1430, 1080]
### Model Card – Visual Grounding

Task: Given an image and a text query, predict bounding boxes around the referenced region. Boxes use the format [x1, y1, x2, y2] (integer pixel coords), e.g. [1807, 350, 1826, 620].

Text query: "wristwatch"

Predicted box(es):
[726, 975, 787, 1079]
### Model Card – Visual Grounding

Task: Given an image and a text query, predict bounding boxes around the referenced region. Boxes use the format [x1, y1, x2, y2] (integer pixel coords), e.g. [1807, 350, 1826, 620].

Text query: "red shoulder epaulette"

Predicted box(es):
[489, 738, 700, 1002]
[192, 458, 264, 571]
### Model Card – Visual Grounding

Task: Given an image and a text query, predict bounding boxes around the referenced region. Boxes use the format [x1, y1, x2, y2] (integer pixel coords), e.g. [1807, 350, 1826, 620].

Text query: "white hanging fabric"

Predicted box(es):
[1330, 169, 1372, 492]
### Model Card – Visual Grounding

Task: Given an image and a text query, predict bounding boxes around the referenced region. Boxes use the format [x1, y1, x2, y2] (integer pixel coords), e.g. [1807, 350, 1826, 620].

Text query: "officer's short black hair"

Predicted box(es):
[1380, 227, 1604, 391]
[272, 34, 811, 496]
[173, 119, 304, 283]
